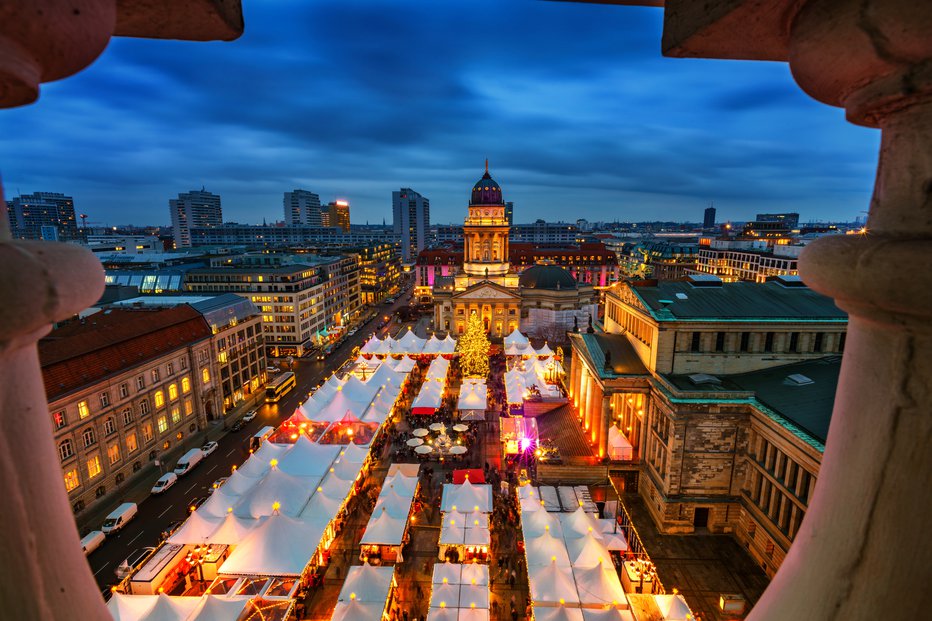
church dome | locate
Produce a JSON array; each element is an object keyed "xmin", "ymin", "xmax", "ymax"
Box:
[
  {"xmin": 470, "ymin": 165, "xmax": 504, "ymax": 206},
  {"xmin": 519, "ymin": 264, "xmax": 578, "ymax": 290}
]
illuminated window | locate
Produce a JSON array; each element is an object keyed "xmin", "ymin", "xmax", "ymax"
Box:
[
  {"xmin": 78, "ymin": 401, "xmax": 89, "ymax": 419},
  {"xmin": 171, "ymin": 407, "xmax": 181, "ymax": 424},
  {"xmin": 157, "ymin": 416, "xmax": 168, "ymax": 434},
  {"xmin": 202, "ymin": 368, "xmax": 210, "ymax": 384},
  {"xmin": 53, "ymin": 411, "xmax": 67, "ymax": 429},
  {"xmin": 107, "ymin": 443, "xmax": 121, "ymax": 465},
  {"xmin": 64, "ymin": 469, "xmax": 80, "ymax": 492},
  {"xmin": 125, "ymin": 433, "xmax": 137, "ymax": 454},
  {"xmin": 154, "ymin": 391, "xmax": 165, "ymax": 408},
  {"xmin": 218, "ymin": 351, "xmax": 228, "ymax": 363},
  {"xmin": 182, "ymin": 377, "xmax": 191, "ymax": 393},
  {"xmin": 59, "ymin": 439, "xmax": 74, "ymax": 461},
  {"xmin": 184, "ymin": 399, "xmax": 193, "ymax": 416},
  {"xmin": 87, "ymin": 455, "xmax": 102, "ymax": 480},
  {"xmin": 142, "ymin": 423, "xmax": 153, "ymax": 443},
  {"xmin": 168, "ymin": 383, "xmax": 178, "ymax": 400}
]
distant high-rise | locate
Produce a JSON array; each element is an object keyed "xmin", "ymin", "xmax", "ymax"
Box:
[
  {"xmin": 324, "ymin": 200, "xmax": 351, "ymax": 233},
  {"xmin": 392, "ymin": 188, "xmax": 430, "ymax": 262},
  {"xmin": 283, "ymin": 189, "xmax": 321, "ymax": 226},
  {"xmin": 505, "ymin": 201, "xmax": 514, "ymax": 226},
  {"xmin": 6, "ymin": 192, "xmax": 80, "ymax": 242},
  {"xmin": 169, "ymin": 189, "xmax": 222, "ymax": 248},
  {"xmin": 703, "ymin": 205, "xmax": 716, "ymax": 229}
]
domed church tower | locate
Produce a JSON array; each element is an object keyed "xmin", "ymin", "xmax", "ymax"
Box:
[{"xmin": 463, "ymin": 160, "xmax": 511, "ymax": 278}]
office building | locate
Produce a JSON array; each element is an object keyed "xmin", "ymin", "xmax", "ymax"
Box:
[
  {"xmin": 615, "ymin": 240, "xmax": 699, "ymax": 280},
  {"xmin": 692, "ymin": 238, "xmax": 801, "ymax": 282},
  {"xmin": 703, "ymin": 205, "xmax": 716, "ymax": 229},
  {"xmin": 354, "ymin": 243, "xmax": 402, "ymax": 305},
  {"xmin": 392, "ymin": 188, "xmax": 430, "ymax": 263},
  {"xmin": 505, "ymin": 201, "xmax": 514, "ymax": 226},
  {"xmin": 510, "ymin": 220, "xmax": 579, "ymax": 244},
  {"xmin": 169, "ymin": 189, "xmax": 222, "ymax": 248},
  {"xmin": 323, "ymin": 200, "xmax": 351, "ymax": 233},
  {"xmin": 41, "ymin": 306, "xmax": 221, "ymax": 517},
  {"xmin": 6, "ymin": 191, "xmax": 80, "ymax": 242},
  {"xmin": 743, "ymin": 212, "xmax": 800, "ymax": 238},
  {"xmin": 187, "ymin": 223, "xmax": 394, "ymax": 246},
  {"xmin": 283, "ymin": 189, "xmax": 322, "ymax": 226}
]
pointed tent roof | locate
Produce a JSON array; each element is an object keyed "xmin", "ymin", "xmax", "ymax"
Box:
[
  {"xmin": 374, "ymin": 488, "xmax": 413, "ymax": 520},
  {"xmin": 567, "ymin": 532, "xmax": 612, "ymax": 567},
  {"xmin": 458, "ymin": 584, "xmax": 490, "ymax": 609},
  {"xmin": 204, "ymin": 511, "xmax": 256, "ymax": 546},
  {"xmin": 439, "ymin": 521, "xmax": 466, "ymax": 546},
  {"xmin": 395, "ymin": 328, "xmax": 426, "ymax": 353},
  {"xmin": 107, "ymin": 593, "xmax": 158, "ymax": 621},
  {"xmin": 654, "ymin": 594, "xmax": 693, "ymax": 620},
  {"xmin": 284, "ymin": 408, "xmax": 312, "ymax": 426},
  {"xmin": 427, "ymin": 609, "xmax": 459, "ymax": 621},
  {"xmin": 360, "ymin": 335, "xmax": 382, "ymax": 355},
  {"xmin": 166, "ymin": 511, "xmax": 222, "ymax": 545},
  {"xmin": 221, "ymin": 469, "xmax": 263, "ymax": 496},
  {"xmin": 528, "ymin": 561, "xmax": 580, "ymax": 605},
  {"xmin": 573, "ymin": 563, "xmax": 626, "ymax": 606},
  {"xmin": 460, "ymin": 563, "xmax": 490, "ymax": 586},
  {"xmin": 441, "ymin": 480, "xmax": 493, "ymax": 513},
  {"xmin": 440, "ymin": 334, "xmax": 457, "ymax": 354},
  {"xmin": 422, "ymin": 334, "xmax": 444, "ymax": 355},
  {"xmin": 581, "ymin": 610, "xmax": 636, "ymax": 621},
  {"xmin": 525, "ymin": 531, "xmax": 571, "ymax": 567},
  {"xmin": 139, "ymin": 594, "xmax": 201, "ymax": 621},
  {"xmin": 464, "ymin": 526, "xmax": 491, "ymax": 546},
  {"xmin": 522, "ymin": 509, "xmax": 562, "ymax": 539},
  {"xmin": 429, "ymin": 582, "xmax": 460, "ymax": 609},
  {"xmin": 457, "ymin": 610, "xmax": 490, "ymax": 621},
  {"xmin": 220, "ymin": 513, "xmax": 325, "ymax": 576},
  {"xmin": 360, "ymin": 507, "xmax": 407, "ymax": 546},
  {"xmin": 536, "ymin": 343, "xmax": 554, "ymax": 357},
  {"xmin": 277, "ymin": 436, "xmax": 341, "ymax": 478},
  {"xmin": 187, "ymin": 595, "xmax": 251, "ymax": 621},
  {"xmin": 534, "ymin": 608, "xmax": 585, "ymax": 621},
  {"xmin": 560, "ymin": 507, "xmax": 604, "ymax": 539},
  {"xmin": 339, "ymin": 563, "xmax": 395, "ymax": 603},
  {"xmin": 197, "ymin": 486, "xmax": 242, "ymax": 519},
  {"xmin": 504, "ymin": 328, "xmax": 529, "ymax": 347},
  {"xmin": 232, "ymin": 467, "xmax": 312, "ymax": 518},
  {"xmin": 339, "ymin": 442, "xmax": 370, "ymax": 464},
  {"xmin": 432, "ymin": 562, "xmax": 462, "ymax": 585},
  {"xmin": 300, "ymin": 484, "xmax": 345, "ymax": 523},
  {"xmin": 331, "ymin": 599, "xmax": 386, "ymax": 621}
]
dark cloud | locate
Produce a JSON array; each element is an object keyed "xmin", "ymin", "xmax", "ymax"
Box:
[{"xmin": 0, "ymin": 0, "xmax": 877, "ymax": 226}]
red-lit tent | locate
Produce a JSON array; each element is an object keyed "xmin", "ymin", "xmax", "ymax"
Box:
[{"xmin": 452, "ymin": 469, "xmax": 485, "ymax": 484}]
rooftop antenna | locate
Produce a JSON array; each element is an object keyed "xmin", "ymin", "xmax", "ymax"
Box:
[{"xmin": 485, "ymin": 158, "xmax": 489, "ymax": 173}]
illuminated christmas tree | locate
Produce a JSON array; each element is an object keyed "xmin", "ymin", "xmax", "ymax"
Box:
[{"xmin": 456, "ymin": 311, "xmax": 490, "ymax": 378}]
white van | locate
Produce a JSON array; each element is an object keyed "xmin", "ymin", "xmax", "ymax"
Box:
[
  {"xmin": 81, "ymin": 530, "xmax": 106, "ymax": 556},
  {"xmin": 173, "ymin": 448, "xmax": 205, "ymax": 476},
  {"xmin": 101, "ymin": 503, "xmax": 138, "ymax": 535},
  {"xmin": 249, "ymin": 425, "xmax": 275, "ymax": 451}
]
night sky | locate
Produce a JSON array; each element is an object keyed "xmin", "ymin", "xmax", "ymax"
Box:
[{"xmin": 0, "ymin": 0, "xmax": 879, "ymax": 227}]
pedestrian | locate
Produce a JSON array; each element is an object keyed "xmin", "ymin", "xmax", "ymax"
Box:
[{"xmin": 403, "ymin": 609, "xmax": 409, "ymax": 621}]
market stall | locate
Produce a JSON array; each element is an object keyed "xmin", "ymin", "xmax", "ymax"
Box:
[{"xmin": 456, "ymin": 379, "xmax": 487, "ymax": 421}]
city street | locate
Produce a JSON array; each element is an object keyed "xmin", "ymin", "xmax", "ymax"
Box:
[{"xmin": 85, "ymin": 291, "xmax": 415, "ymax": 590}]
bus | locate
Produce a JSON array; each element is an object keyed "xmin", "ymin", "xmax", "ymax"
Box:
[{"xmin": 265, "ymin": 371, "xmax": 296, "ymax": 403}]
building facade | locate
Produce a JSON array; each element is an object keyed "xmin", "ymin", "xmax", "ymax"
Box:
[
  {"xmin": 187, "ymin": 223, "xmax": 394, "ymax": 246},
  {"xmin": 323, "ymin": 200, "xmax": 351, "ymax": 232},
  {"xmin": 6, "ymin": 191, "xmax": 80, "ymax": 242},
  {"xmin": 283, "ymin": 189, "xmax": 322, "ymax": 226},
  {"xmin": 430, "ymin": 165, "xmax": 597, "ymax": 339},
  {"xmin": 393, "ymin": 188, "xmax": 430, "ymax": 263},
  {"xmin": 170, "ymin": 189, "xmax": 222, "ymax": 248},
  {"xmin": 567, "ymin": 275, "xmax": 847, "ymax": 577},
  {"xmin": 355, "ymin": 243, "xmax": 402, "ymax": 305},
  {"xmin": 692, "ymin": 238, "xmax": 802, "ymax": 283},
  {"xmin": 41, "ymin": 307, "xmax": 221, "ymax": 517},
  {"xmin": 703, "ymin": 206, "xmax": 716, "ymax": 229}
]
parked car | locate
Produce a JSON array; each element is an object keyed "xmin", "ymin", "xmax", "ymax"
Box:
[
  {"xmin": 188, "ymin": 496, "xmax": 209, "ymax": 514},
  {"xmin": 81, "ymin": 530, "xmax": 106, "ymax": 556},
  {"xmin": 348, "ymin": 328, "xmax": 358, "ymax": 336},
  {"xmin": 115, "ymin": 547, "xmax": 155, "ymax": 579},
  {"xmin": 151, "ymin": 472, "xmax": 178, "ymax": 495},
  {"xmin": 266, "ymin": 366, "xmax": 281, "ymax": 374},
  {"xmin": 173, "ymin": 448, "xmax": 205, "ymax": 476},
  {"xmin": 201, "ymin": 441, "xmax": 219, "ymax": 456},
  {"xmin": 209, "ymin": 477, "xmax": 229, "ymax": 494},
  {"xmin": 231, "ymin": 419, "xmax": 247, "ymax": 432},
  {"xmin": 160, "ymin": 520, "xmax": 184, "ymax": 542},
  {"xmin": 101, "ymin": 503, "xmax": 138, "ymax": 535},
  {"xmin": 242, "ymin": 410, "xmax": 257, "ymax": 422}
]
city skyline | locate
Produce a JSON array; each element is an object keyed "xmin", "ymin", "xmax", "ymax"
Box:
[{"xmin": 0, "ymin": 0, "xmax": 878, "ymax": 227}]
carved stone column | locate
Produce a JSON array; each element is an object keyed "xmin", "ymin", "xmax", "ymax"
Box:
[
  {"xmin": 599, "ymin": 395, "xmax": 612, "ymax": 458},
  {"xmin": 750, "ymin": 2, "xmax": 932, "ymax": 619}
]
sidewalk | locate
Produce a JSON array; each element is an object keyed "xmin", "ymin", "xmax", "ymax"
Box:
[{"xmin": 74, "ymin": 391, "xmax": 265, "ymax": 533}]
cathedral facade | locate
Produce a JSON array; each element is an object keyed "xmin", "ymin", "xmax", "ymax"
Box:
[{"xmin": 432, "ymin": 165, "xmax": 597, "ymax": 339}]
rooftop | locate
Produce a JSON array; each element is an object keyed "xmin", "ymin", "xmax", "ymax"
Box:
[
  {"xmin": 627, "ymin": 279, "xmax": 847, "ymax": 321},
  {"xmin": 568, "ymin": 332, "xmax": 650, "ymax": 379},
  {"xmin": 40, "ymin": 306, "xmax": 212, "ymax": 400}
]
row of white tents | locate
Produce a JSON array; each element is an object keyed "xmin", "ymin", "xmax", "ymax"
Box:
[
  {"xmin": 331, "ymin": 564, "xmax": 397, "ymax": 621},
  {"xmin": 361, "ymin": 330, "xmax": 457, "ymax": 356},
  {"xmin": 359, "ymin": 464, "xmax": 420, "ymax": 551},
  {"xmin": 457, "ymin": 379, "xmax": 488, "ymax": 420},
  {"xmin": 504, "ymin": 328, "xmax": 556, "ymax": 357},
  {"xmin": 428, "ymin": 563, "xmax": 491, "ymax": 618},
  {"xmin": 504, "ymin": 356, "xmax": 564, "ymax": 405},
  {"xmin": 108, "ymin": 594, "xmax": 253, "ymax": 621},
  {"xmin": 412, "ymin": 357, "xmax": 452, "ymax": 414},
  {"xmin": 295, "ymin": 362, "xmax": 407, "ymax": 425}
]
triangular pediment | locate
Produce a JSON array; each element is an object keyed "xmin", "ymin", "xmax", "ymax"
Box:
[{"xmin": 452, "ymin": 281, "xmax": 520, "ymax": 301}]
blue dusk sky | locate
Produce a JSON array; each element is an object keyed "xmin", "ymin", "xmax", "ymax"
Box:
[{"xmin": 0, "ymin": 0, "xmax": 878, "ymax": 227}]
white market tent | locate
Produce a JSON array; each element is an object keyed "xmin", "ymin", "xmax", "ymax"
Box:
[
  {"xmin": 432, "ymin": 562, "xmax": 462, "ymax": 585},
  {"xmin": 427, "ymin": 609, "xmax": 459, "ymax": 621},
  {"xmin": 533, "ymin": 607, "xmax": 585, "ymax": 621},
  {"xmin": 441, "ymin": 334, "xmax": 457, "ymax": 354},
  {"xmin": 458, "ymin": 584, "xmax": 489, "ymax": 609},
  {"xmin": 422, "ymin": 335, "xmax": 445, "ymax": 355},
  {"xmin": 166, "ymin": 511, "xmax": 221, "ymax": 545},
  {"xmin": 528, "ymin": 561, "xmax": 581, "ymax": 605},
  {"xmin": 654, "ymin": 594, "xmax": 694, "ymax": 620},
  {"xmin": 187, "ymin": 595, "xmax": 252, "ymax": 621},
  {"xmin": 504, "ymin": 328, "xmax": 529, "ymax": 348},
  {"xmin": 573, "ymin": 563, "xmax": 626, "ymax": 607},
  {"xmin": 430, "ymin": 583, "xmax": 461, "ymax": 609},
  {"xmin": 338, "ymin": 564, "xmax": 395, "ymax": 603},
  {"xmin": 457, "ymin": 379, "xmax": 487, "ymax": 421},
  {"xmin": 394, "ymin": 328, "xmax": 426, "ymax": 354},
  {"xmin": 387, "ymin": 355, "xmax": 417, "ymax": 374},
  {"xmin": 107, "ymin": 593, "xmax": 159, "ymax": 621},
  {"xmin": 457, "ymin": 610, "xmax": 490, "ymax": 621},
  {"xmin": 413, "ymin": 379, "xmax": 445, "ymax": 413},
  {"xmin": 460, "ymin": 563, "xmax": 490, "ymax": 586},
  {"xmin": 580, "ymin": 610, "xmax": 636, "ymax": 621},
  {"xmin": 360, "ymin": 335, "xmax": 382, "ymax": 355},
  {"xmin": 360, "ymin": 507, "xmax": 408, "ymax": 547},
  {"xmin": 607, "ymin": 426, "xmax": 634, "ymax": 461},
  {"xmin": 536, "ymin": 342, "xmax": 554, "ymax": 357},
  {"xmin": 440, "ymin": 480, "xmax": 493, "ymax": 513},
  {"xmin": 204, "ymin": 512, "xmax": 256, "ymax": 546},
  {"xmin": 525, "ymin": 531, "xmax": 571, "ymax": 567},
  {"xmin": 232, "ymin": 467, "xmax": 314, "ymax": 518},
  {"xmin": 331, "ymin": 600, "xmax": 387, "ymax": 621},
  {"xmin": 220, "ymin": 512, "xmax": 325, "ymax": 577},
  {"xmin": 559, "ymin": 507, "xmax": 603, "ymax": 540}
]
